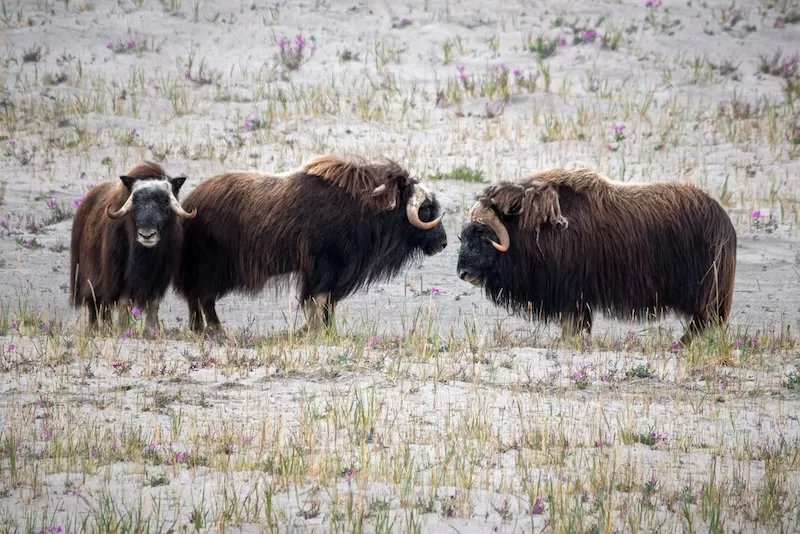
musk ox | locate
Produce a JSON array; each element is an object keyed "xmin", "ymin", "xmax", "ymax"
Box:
[
  {"xmin": 456, "ymin": 167, "xmax": 737, "ymax": 345},
  {"xmin": 173, "ymin": 154, "xmax": 448, "ymax": 333},
  {"xmin": 70, "ymin": 161, "xmax": 197, "ymax": 330}
]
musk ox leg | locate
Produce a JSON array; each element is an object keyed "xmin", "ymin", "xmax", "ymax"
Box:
[
  {"xmin": 680, "ymin": 315, "xmax": 709, "ymax": 347},
  {"xmin": 144, "ymin": 300, "xmax": 160, "ymax": 330},
  {"xmin": 188, "ymin": 300, "xmax": 204, "ymax": 333},
  {"xmin": 200, "ymin": 299, "xmax": 222, "ymax": 333},
  {"xmin": 561, "ymin": 305, "xmax": 593, "ymax": 339},
  {"xmin": 302, "ymin": 293, "xmax": 333, "ymax": 334},
  {"xmin": 117, "ymin": 297, "xmax": 131, "ymax": 330}
]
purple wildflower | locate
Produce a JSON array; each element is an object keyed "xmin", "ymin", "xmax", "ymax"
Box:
[
  {"xmin": 775, "ymin": 18, "xmax": 784, "ymax": 28},
  {"xmin": 278, "ymin": 38, "xmax": 288, "ymax": 52},
  {"xmin": 176, "ymin": 452, "xmax": 185, "ymax": 463},
  {"xmin": 10, "ymin": 320, "xmax": 18, "ymax": 330},
  {"xmin": 513, "ymin": 69, "xmax": 521, "ymax": 77},
  {"xmin": 113, "ymin": 442, "xmax": 119, "ymax": 451},
  {"xmin": 48, "ymin": 198, "xmax": 57, "ymax": 209},
  {"xmin": 671, "ymin": 341, "xmax": 680, "ymax": 352},
  {"xmin": 151, "ymin": 327, "xmax": 157, "ymax": 336},
  {"xmin": 7, "ymin": 343, "xmax": 15, "ymax": 352},
  {"xmin": 558, "ymin": 36, "xmax": 567, "ymax": 47},
  {"xmin": 294, "ymin": 34, "xmax": 305, "ymax": 49},
  {"xmin": 122, "ymin": 329, "xmax": 132, "ymax": 340},
  {"xmin": 613, "ymin": 123, "xmax": 626, "ymax": 134},
  {"xmin": 430, "ymin": 287, "xmax": 440, "ymax": 295},
  {"xmin": 734, "ymin": 338, "xmax": 742, "ymax": 348},
  {"xmin": 368, "ymin": 336, "xmax": 377, "ymax": 347},
  {"xmin": 752, "ymin": 337, "xmax": 759, "ymax": 345},
  {"xmin": 752, "ymin": 210, "xmax": 761, "ymax": 218},
  {"xmin": 531, "ymin": 497, "xmax": 544, "ymax": 515},
  {"xmin": 8, "ymin": 139, "xmax": 15, "ymax": 148},
  {"xmin": 456, "ymin": 64, "xmax": 466, "ymax": 81},
  {"xmin": 131, "ymin": 307, "xmax": 142, "ymax": 319},
  {"xmin": 150, "ymin": 441, "xmax": 158, "ymax": 451},
  {"xmin": 73, "ymin": 197, "xmax": 82, "ymax": 209},
  {"xmin": 127, "ymin": 40, "xmax": 136, "ymax": 48},
  {"xmin": 106, "ymin": 43, "xmax": 113, "ymax": 50},
  {"xmin": 225, "ymin": 443, "xmax": 236, "ymax": 455},
  {"xmin": 581, "ymin": 29, "xmax": 598, "ymax": 41},
  {"xmin": 0, "ymin": 219, "xmax": 7, "ymax": 229}
]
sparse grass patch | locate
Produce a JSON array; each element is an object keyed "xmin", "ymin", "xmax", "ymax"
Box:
[{"xmin": 429, "ymin": 165, "xmax": 485, "ymax": 183}]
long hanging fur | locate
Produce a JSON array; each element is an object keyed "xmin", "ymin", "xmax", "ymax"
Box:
[
  {"xmin": 173, "ymin": 154, "xmax": 447, "ymax": 332},
  {"xmin": 69, "ymin": 162, "xmax": 185, "ymax": 324},
  {"xmin": 461, "ymin": 166, "xmax": 737, "ymax": 340}
]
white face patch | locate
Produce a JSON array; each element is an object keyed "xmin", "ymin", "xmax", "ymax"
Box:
[{"xmin": 131, "ymin": 179, "xmax": 171, "ymax": 195}]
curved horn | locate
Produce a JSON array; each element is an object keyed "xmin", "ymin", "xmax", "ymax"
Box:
[
  {"xmin": 106, "ymin": 194, "xmax": 134, "ymax": 219},
  {"xmin": 468, "ymin": 203, "xmax": 510, "ymax": 252},
  {"xmin": 168, "ymin": 190, "xmax": 197, "ymax": 220},
  {"xmin": 406, "ymin": 184, "xmax": 443, "ymax": 230}
]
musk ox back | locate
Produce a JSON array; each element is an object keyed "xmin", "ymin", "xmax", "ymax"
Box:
[
  {"xmin": 173, "ymin": 154, "xmax": 448, "ymax": 334},
  {"xmin": 456, "ymin": 167, "xmax": 737, "ymax": 345},
  {"xmin": 70, "ymin": 161, "xmax": 197, "ymax": 330}
]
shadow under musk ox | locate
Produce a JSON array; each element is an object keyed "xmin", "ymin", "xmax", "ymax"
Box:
[
  {"xmin": 456, "ymin": 167, "xmax": 737, "ymax": 345},
  {"xmin": 173, "ymin": 154, "xmax": 448, "ymax": 333},
  {"xmin": 69, "ymin": 161, "xmax": 197, "ymax": 330}
]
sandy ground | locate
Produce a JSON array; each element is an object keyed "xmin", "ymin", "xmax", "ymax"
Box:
[{"xmin": 1, "ymin": 0, "xmax": 800, "ymax": 532}]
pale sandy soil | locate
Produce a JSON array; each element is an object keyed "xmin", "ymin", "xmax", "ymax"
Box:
[{"xmin": 1, "ymin": 0, "xmax": 800, "ymax": 532}]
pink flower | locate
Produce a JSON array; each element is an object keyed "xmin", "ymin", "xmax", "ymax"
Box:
[
  {"xmin": 131, "ymin": 307, "xmax": 141, "ymax": 319},
  {"xmin": 558, "ymin": 36, "xmax": 567, "ymax": 47},
  {"xmin": 430, "ymin": 287, "xmax": 440, "ymax": 295},
  {"xmin": 368, "ymin": 336, "xmax": 377, "ymax": 347},
  {"xmin": 122, "ymin": 329, "xmax": 132, "ymax": 340},
  {"xmin": 10, "ymin": 321, "xmax": 18, "ymax": 330},
  {"xmin": 150, "ymin": 328, "xmax": 157, "ymax": 336},
  {"xmin": 513, "ymin": 69, "xmax": 521, "ymax": 77},
  {"xmin": 671, "ymin": 341, "xmax": 680, "ymax": 352},
  {"xmin": 7, "ymin": 343, "xmax": 15, "ymax": 352},
  {"xmin": 775, "ymin": 19, "xmax": 784, "ymax": 28},
  {"xmin": 752, "ymin": 210, "xmax": 761, "ymax": 218},
  {"xmin": 106, "ymin": 43, "xmax": 113, "ymax": 50},
  {"xmin": 73, "ymin": 197, "xmax": 82, "ymax": 209}
]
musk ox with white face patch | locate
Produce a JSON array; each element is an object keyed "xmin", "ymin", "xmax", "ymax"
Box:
[
  {"xmin": 69, "ymin": 162, "xmax": 197, "ymax": 329},
  {"xmin": 173, "ymin": 154, "xmax": 448, "ymax": 334},
  {"xmin": 456, "ymin": 167, "xmax": 737, "ymax": 345}
]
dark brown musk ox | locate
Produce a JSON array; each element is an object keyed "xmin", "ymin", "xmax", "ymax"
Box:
[
  {"xmin": 173, "ymin": 153, "xmax": 448, "ymax": 334},
  {"xmin": 456, "ymin": 166, "xmax": 737, "ymax": 345},
  {"xmin": 69, "ymin": 162, "xmax": 197, "ymax": 330}
]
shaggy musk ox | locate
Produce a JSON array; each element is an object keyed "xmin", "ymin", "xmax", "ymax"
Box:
[
  {"xmin": 456, "ymin": 167, "xmax": 737, "ymax": 344},
  {"xmin": 70, "ymin": 162, "xmax": 197, "ymax": 329},
  {"xmin": 173, "ymin": 154, "xmax": 448, "ymax": 333}
]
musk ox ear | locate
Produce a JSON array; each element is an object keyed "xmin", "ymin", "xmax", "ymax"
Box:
[
  {"xmin": 170, "ymin": 176, "xmax": 188, "ymax": 196},
  {"xmin": 119, "ymin": 175, "xmax": 135, "ymax": 191},
  {"xmin": 519, "ymin": 182, "xmax": 569, "ymax": 231}
]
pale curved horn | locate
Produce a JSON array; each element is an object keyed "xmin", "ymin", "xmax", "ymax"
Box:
[
  {"xmin": 406, "ymin": 184, "xmax": 442, "ymax": 230},
  {"xmin": 168, "ymin": 190, "xmax": 197, "ymax": 220},
  {"xmin": 106, "ymin": 194, "xmax": 134, "ymax": 219},
  {"xmin": 468, "ymin": 203, "xmax": 510, "ymax": 252}
]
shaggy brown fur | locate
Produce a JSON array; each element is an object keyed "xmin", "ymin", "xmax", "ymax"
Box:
[
  {"xmin": 174, "ymin": 154, "xmax": 447, "ymax": 333},
  {"xmin": 456, "ymin": 167, "xmax": 737, "ymax": 344},
  {"xmin": 70, "ymin": 161, "xmax": 191, "ymax": 329}
]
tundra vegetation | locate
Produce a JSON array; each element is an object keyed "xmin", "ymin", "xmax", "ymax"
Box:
[{"xmin": 1, "ymin": 0, "xmax": 799, "ymax": 532}]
